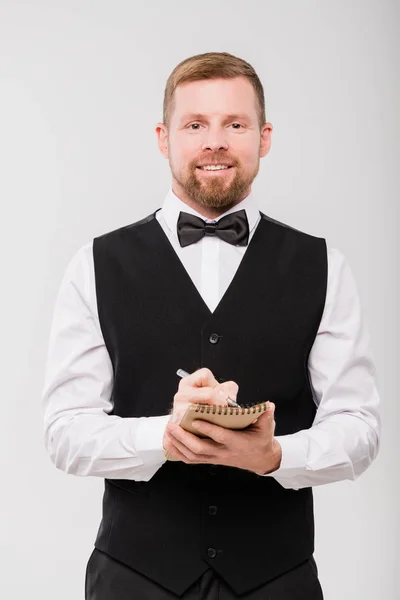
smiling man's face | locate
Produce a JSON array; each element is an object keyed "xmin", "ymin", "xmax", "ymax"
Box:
[{"xmin": 156, "ymin": 76, "xmax": 272, "ymax": 217}]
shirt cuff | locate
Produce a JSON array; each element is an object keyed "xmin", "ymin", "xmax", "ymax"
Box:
[
  {"xmin": 134, "ymin": 415, "xmax": 170, "ymax": 467},
  {"xmin": 261, "ymin": 434, "xmax": 309, "ymax": 486}
]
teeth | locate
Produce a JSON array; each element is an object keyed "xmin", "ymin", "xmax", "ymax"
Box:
[{"xmin": 200, "ymin": 165, "xmax": 229, "ymax": 171}]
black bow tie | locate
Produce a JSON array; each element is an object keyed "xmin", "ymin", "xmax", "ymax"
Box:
[{"xmin": 177, "ymin": 209, "xmax": 250, "ymax": 248}]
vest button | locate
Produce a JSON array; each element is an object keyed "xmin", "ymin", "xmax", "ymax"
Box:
[
  {"xmin": 208, "ymin": 505, "xmax": 218, "ymax": 515},
  {"xmin": 207, "ymin": 547, "xmax": 217, "ymax": 558},
  {"xmin": 209, "ymin": 333, "xmax": 219, "ymax": 344}
]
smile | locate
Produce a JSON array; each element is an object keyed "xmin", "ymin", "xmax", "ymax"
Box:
[{"xmin": 196, "ymin": 165, "xmax": 234, "ymax": 173}]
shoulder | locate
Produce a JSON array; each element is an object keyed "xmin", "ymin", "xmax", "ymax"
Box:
[
  {"xmin": 259, "ymin": 215, "xmax": 348, "ymax": 269},
  {"xmin": 326, "ymin": 247, "xmax": 356, "ymax": 284},
  {"xmin": 259, "ymin": 213, "xmax": 327, "ymax": 267},
  {"xmin": 94, "ymin": 211, "xmax": 158, "ymax": 245},
  {"xmin": 62, "ymin": 241, "xmax": 93, "ymax": 284},
  {"xmin": 260, "ymin": 212, "xmax": 325, "ymax": 244}
]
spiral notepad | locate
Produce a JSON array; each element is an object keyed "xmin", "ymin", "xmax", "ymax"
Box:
[{"xmin": 165, "ymin": 401, "xmax": 270, "ymax": 461}]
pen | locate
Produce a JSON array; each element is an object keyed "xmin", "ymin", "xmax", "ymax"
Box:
[{"xmin": 176, "ymin": 369, "xmax": 241, "ymax": 408}]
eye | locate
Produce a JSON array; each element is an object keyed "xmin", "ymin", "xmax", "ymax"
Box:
[
  {"xmin": 188, "ymin": 123, "xmax": 202, "ymax": 130},
  {"xmin": 231, "ymin": 123, "xmax": 243, "ymax": 129}
]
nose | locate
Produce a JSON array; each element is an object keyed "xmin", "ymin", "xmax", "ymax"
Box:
[{"xmin": 201, "ymin": 127, "xmax": 229, "ymax": 152}]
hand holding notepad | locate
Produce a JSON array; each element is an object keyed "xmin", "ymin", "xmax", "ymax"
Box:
[
  {"xmin": 165, "ymin": 401, "xmax": 270, "ymax": 461},
  {"xmin": 163, "ymin": 368, "xmax": 270, "ymax": 462}
]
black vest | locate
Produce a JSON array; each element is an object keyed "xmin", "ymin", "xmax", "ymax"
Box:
[{"xmin": 92, "ymin": 210, "xmax": 327, "ymax": 596}]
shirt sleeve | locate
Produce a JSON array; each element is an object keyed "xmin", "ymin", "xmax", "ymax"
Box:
[
  {"xmin": 41, "ymin": 242, "xmax": 169, "ymax": 481},
  {"xmin": 263, "ymin": 247, "xmax": 381, "ymax": 490}
]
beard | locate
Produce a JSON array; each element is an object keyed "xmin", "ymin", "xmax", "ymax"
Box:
[{"xmin": 171, "ymin": 156, "xmax": 260, "ymax": 211}]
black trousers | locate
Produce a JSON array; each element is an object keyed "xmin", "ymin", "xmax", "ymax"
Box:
[{"xmin": 85, "ymin": 548, "xmax": 324, "ymax": 600}]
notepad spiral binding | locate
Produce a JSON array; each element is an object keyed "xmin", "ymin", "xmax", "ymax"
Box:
[{"xmin": 194, "ymin": 401, "xmax": 268, "ymax": 416}]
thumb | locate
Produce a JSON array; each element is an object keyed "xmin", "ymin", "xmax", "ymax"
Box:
[{"xmin": 252, "ymin": 402, "xmax": 275, "ymax": 427}]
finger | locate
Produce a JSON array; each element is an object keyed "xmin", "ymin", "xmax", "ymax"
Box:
[
  {"xmin": 164, "ymin": 439, "xmax": 194, "ymax": 463},
  {"xmin": 177, "ymin": 369, "xmax": 239, "ymax": 405},
  {"xmin": 191, "ymin": 419, "xmax": 230, "ymax": 445},
  {"xmin": 219, "ymin": 380, "xmax": 239, "ymax": 400},
  {"xmin": 169, "ymin": 422, "xmax": 217, "ymax": 457},
  {"xmin": 163, "ymin": 431, "xmax": 182, "ymax": 461},
  {"xmin": 168, "ymin": 435, "xmax": 211, "ymax": 463},
  {"xmin": 178, "ymin": 367, "xmax": 218, "ymax": 390},
  {"xmin": 175, "ymin": 386, "xmax": 230, "ymax": 406},
  {"xmin": 164, "ymin": 430, "xmax": 197, "ymax": 462},
  {"xmin": 186, "ymin": 384, "xmax": 235, "ymax": 406},
  {"xmin": 212, "ymin": 380, "xmax": 239, "ymax": 404},
  {"xmin": 253, "ymin": 403, "xmax": 275, "ymax": 429},
  {"xmin": 259, "ymin": 401, "xmax": 275, "ymax": 416}
]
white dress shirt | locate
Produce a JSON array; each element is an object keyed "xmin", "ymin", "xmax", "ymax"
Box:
[{"xmin": 42, "ymin": 188, "xmax": 381, "ymax": 490}]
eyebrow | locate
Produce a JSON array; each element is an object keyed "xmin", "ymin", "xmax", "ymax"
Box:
[{"xmin": 179, "ymin": 113, "xmax": 251, "ymax": 125}]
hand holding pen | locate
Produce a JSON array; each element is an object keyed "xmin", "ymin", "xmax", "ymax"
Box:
[
  {"xmin": 165, "ymin": 367, "xmax": 240, "ymax": 432},
  {"xmin": 176, "ymin": 369, "xmax": 241, "ymax": 407}
]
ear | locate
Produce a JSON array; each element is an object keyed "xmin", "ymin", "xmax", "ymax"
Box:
[
  {"xmin": 259, "ymin": 122, "xmax": 273, "ymax": 158},
  {"xmin": 155, "ymin": 122, "xmax": 169, "ymax": 159}
]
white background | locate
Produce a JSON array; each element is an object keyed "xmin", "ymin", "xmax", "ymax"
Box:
[{"xmin": 0, "ymin": 1, "xmax": 398, "ymax": 598}]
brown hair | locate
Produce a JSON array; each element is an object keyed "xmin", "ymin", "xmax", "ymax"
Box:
[{"xmin": 163, "ymin": 52, "xmax": 266, "ymax": 130}]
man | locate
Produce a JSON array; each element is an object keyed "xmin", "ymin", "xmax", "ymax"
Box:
[{"xmin": 42, "ymin": 52, "xmax": 381, "ymax": 599}]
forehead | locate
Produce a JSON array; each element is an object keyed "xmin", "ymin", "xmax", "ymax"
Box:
[{"xmin": 172, "ymin": 77, "xmax": 258, "ymax": 122}]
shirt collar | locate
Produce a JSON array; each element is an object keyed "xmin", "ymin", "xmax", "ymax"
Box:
[{"xmin": 160, "ymin": 186, "xmax": 260, "ymax": 242}]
